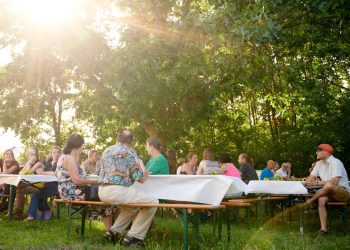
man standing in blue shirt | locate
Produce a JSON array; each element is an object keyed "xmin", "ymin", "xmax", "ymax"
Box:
[{"xmin": 260, "ymin": 160, "xmax": 275, "ymax": 180}]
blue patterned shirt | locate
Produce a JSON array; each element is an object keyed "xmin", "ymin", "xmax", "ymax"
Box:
[{"xmin": 97, "ymin": 143, "xmax": 143, "ymax": 186}]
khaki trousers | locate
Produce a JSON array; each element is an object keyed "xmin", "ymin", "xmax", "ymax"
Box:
[{"xmin": 99, "ymin": 185, "xmax": 158, "ymax": 240}]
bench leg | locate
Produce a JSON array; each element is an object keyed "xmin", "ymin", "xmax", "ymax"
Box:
[
  {"xmin": 343, "ymin": 208, "xmax": 348, "ymax": 234},
  {"xmin": 67, "ymin": 204, "xmax": 72, "ymax": 239},
  {"xmin": 218, "ymin": 209, "xmax": 222, "ymax": 239},
  {"xmin": 81, "ymin": 206, "xmax": 87, "ymax": 238},
  {"xmin": 56, "ymin": 202, "xmax": 61, "ymax": 219},
  {"xmin": 281, "ymin": 201, "xmax": 284, "ymax": 222},
  {"xmin": 226, "ymin": 208, "xmax": 231, "ymax": 242},
  {"xmin": 328, "ymin": 206, "xmax": 332, "ymax": 233},
  {"xmin": 183, "ymin": 209, "xmax": 189, "ymax": 250}
]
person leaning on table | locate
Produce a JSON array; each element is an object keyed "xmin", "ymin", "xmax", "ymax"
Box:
[
  {"xmin": 0, "ymin": 149, "xmax": 20, "ymax": 212},
  {"xmin": 12, "ymin": 147, "xmax": 44, "ymax": 219},
  {"xmin": 276, "ymin": 162, "xmax": 294, "ymax": 181},
  {"xmin": 305, "ymin": 144, "xmax": 350, "ymax": 235},
  {"xmin": 98, "ymin": 128, "xmax": 158, "ymax": 248},
  {"xmin": 24, "ymin": 146, "xmax": 61, "ymax": 221}
]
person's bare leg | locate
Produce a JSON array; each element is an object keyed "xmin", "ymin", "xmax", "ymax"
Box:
[
  {"xmin": 306, "ymin": 184, "xmax": 332, "ymax": 204},
  {"xmin": 318, "ymin": 196, "xmax": 328, "ymax": 231},
  {"xmin": 102, "ymin": 215, "xmax": 113, "ymax": 231}
]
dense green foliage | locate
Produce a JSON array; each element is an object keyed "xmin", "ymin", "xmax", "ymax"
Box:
[{"xmin": 0, "ymin": 0, "xmax": 350, "ymax": 175}]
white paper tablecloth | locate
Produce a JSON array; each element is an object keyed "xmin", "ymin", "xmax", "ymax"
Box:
[
  {"xmin": 0, "ymin": 174, "xmax": 57, "ymax": 186},
  {"xmin": 245, "ymin": 180, "xmax": 308, "ymax": 195},
  {"xmin": 132, "ymin": 175, "xmax": 247, "ymax": 205}
]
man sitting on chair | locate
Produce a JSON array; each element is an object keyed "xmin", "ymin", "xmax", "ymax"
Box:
[{"xmin": 306, "ymin": 144, "xmax": 350, "ymax": 235}]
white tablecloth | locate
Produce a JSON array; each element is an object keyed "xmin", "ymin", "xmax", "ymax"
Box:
[
  {"xmin": 132, "ymin": 175, "xmax": 247, "ymax": 205},
  {"xmin": 0, "ymin": 174, "xmax": 57, "ymax": 186},
  {"xmin": 245, "ymin": 180, "xmax": 308, "ymax": 195}
]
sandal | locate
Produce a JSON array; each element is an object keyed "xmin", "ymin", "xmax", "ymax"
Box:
[
  {"xmin": 121, "ymin": 235, "xmax": 145, "ymax": 248},
  {"xmin": 104, "ymin": 229, "xmax": 121, "ymax": 244},
  {"xmin": 23, "ymin": 217, "xmax": 35, "ymax": 222}
]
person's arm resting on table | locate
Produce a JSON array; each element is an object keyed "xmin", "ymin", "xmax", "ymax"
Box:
[
  {"xmin": 65, "ymin": 155, "xmax": 98, "ymax": 186},
  {"xmin": 306, "ymin": 162, "xmax": 341, "ymax": 186},
  {"xmin": 2, "ymin": 161, "xmax": 19, "ymax": 174}
]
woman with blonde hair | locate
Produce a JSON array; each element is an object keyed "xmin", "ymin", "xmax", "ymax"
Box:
[{"xmin": 276, "ymin": 162, "xmax": 293, "ymax": 181}]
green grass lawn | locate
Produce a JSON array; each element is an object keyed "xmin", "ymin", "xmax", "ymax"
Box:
[{"xmin": 0, "ymin": 205, "xmax": 349, "ymax": 250}]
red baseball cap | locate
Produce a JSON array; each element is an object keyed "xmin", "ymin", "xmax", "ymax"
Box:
[{"xmin": 317, "ymin": 144, "xmax": 333, "ymax": 154}]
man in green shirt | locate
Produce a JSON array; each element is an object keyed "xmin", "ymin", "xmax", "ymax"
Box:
[{"xmin": 145, "ymin": 137, "xmax": 170, "ymax": 175}]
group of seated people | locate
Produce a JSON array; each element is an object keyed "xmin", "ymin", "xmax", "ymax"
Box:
[
  {"xmin": 0, "ymin": 131, "xmax": 349, "ymax": 244},
  {"xmin": 260, "ymin": 160, "xmax": 294, "ymax": 180}
]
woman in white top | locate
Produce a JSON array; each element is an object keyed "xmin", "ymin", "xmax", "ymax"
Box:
[
  {"xmin": 276, "ymin": 162, "xmax": 293, "ymax": 180},
  {"xmin": 177, "ymin": 152, "xmax": 198, "ymax": 175},
  {"xmin": 196, "ymin": 148, "xmax": 221, "ymax": 175}
]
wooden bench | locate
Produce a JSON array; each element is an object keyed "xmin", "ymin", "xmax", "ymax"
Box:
[{"xmin": 53, "ymin": 199, "xmax": 224, "ymax": 250}]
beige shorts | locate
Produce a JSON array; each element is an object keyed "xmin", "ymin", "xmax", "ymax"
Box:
[{"xmin": 331, "ymin": 185, "xmax": 350, "ymax": 202}]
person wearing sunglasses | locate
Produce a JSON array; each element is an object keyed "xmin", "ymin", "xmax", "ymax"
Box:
[{"xmin": 305, "ymin": 144, "xmax": 350, "ymax": 235}]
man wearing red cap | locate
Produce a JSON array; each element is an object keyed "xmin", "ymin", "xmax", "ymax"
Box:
[{"xmin": 306, "ymin": 144, "xmax": 350, "ymax": 234}]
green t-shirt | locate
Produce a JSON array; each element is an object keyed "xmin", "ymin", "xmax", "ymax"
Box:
[{"xmin": 146, "ymin": 155, "xmax": 170, "ymax": 175}]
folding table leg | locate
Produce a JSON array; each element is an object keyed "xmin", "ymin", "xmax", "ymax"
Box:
[
  {"xmin": 192, "ymin": 213, "xmax": 200, "ymax": 250},
  {"xmin": 218, "ymin": 209, "xmax": 222, "ymax": 239},
  {"xmin": 246, "ymin": 206, "xmax": 251, "ymax": 229},
  {"xmin": 212, "ymin": 211, "xmax": 217, "ymax": 237},
  {"xmin": 56, "ymin": 202, "xmax": 61, "ymax": 219},
  {"xmin": 7, "ymin": 185, "xmax": 16, "ymax": 220},
  {"xmin": 259, "ymin": 199, "xmax": 264, "ymax": 226}
]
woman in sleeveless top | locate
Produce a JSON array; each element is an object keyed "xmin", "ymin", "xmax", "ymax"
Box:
[
  {"xmin": 196, "ymin": 148, "xmax": 221, "ymax": 175},
  {"xmin": 56, "ymin": 134, "xmax": 117, "ymax": 238}
]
